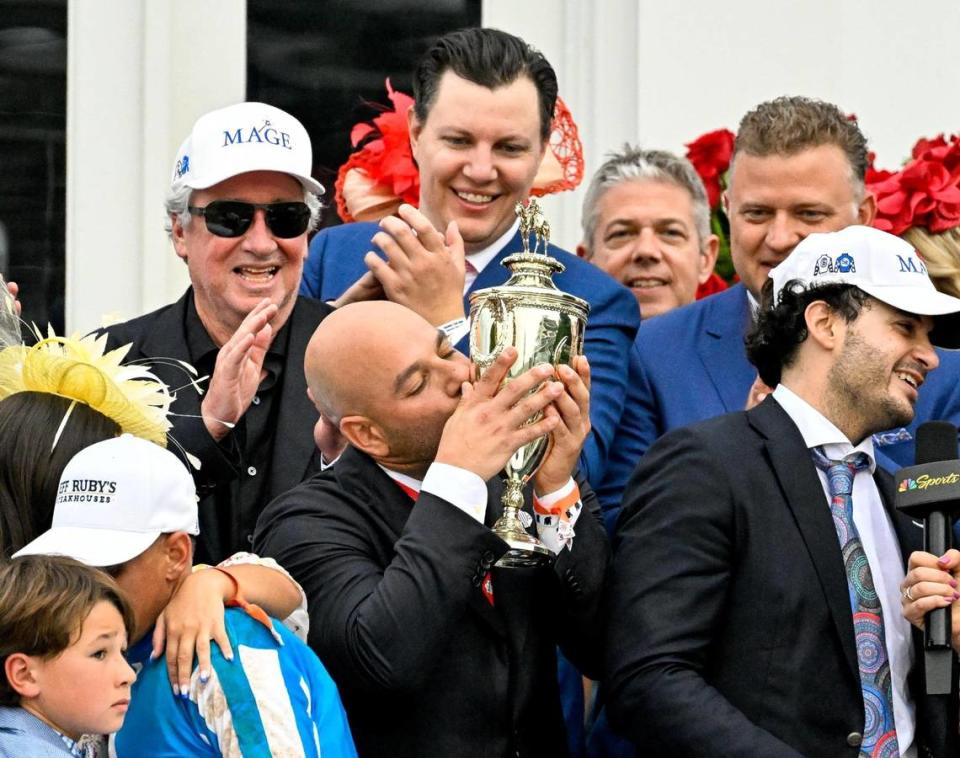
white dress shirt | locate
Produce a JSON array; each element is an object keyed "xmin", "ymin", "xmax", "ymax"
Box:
[
  {"xmin": 378, "ymin": 461, "xmax": 582, "ymax": 554},
  {"xmin": 773, "ymin": 384, "xmax": 916, "ymax": 756}
]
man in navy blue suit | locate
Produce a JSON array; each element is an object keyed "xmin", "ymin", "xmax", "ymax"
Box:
[
  {"xmin": 595, "ymin": 96, "xmax": 960, "ymax": 528},
  {"xmin": 299, "ymin": 28, "xmax": 639, "ymax": 487}
]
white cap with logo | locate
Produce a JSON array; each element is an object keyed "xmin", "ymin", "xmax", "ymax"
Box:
[
  {"xmin": 770, "ymin": 225, "xmax": 960, "ymax": 347},
  {"xmin": 170, "ymin": 101, "xmax": 324, "ymax": 196},
  {"xmin": 14, "ymin": 435, "xmax": 199, "ymax": 567}
]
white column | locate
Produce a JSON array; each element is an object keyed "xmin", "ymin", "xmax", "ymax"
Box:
[
  {"xmin": 483, "ymin": 0, "xmax": 640, "ymax": 253},
  {"xmin": 66, "ymin": 0, "xmax": 246, "ymax": 333}
]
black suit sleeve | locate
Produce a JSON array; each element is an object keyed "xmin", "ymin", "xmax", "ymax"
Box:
[
  {"xmin": 549, "ymin": 473, "xmax": 609, "ymax": 679},
  {"xmin": 604, "ymin": 427, "xmax": 803, "ymax": 757},
  {"xmin": 255, "ymin": 482, "xmax": 510, "ymax": 695}
]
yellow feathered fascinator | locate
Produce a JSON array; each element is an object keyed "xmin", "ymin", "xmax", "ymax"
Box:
[{"xmin": 0, "ymin": 330, "xmax": 175, "ymax": 447}]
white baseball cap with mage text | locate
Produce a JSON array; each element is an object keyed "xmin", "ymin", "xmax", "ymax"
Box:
[
  {"xmin": 769, "ymin": 225, "xmax": 960, "ymax": 348},
  {"xmin": 170, "ymin": 101, "xmax": 324, "ymax": 196},
  {"xmin": 15, "ymin": 435, "xmax": 199, "ymax": 567}
]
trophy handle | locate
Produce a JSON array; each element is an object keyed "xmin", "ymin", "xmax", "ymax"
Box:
[
  {"xmin": 552, "ymin": 336, "xmax": 569, "ymax": 372},
  {"xmin": 470, "ymin": 298, "xmax": 513, "ymax": 371}
]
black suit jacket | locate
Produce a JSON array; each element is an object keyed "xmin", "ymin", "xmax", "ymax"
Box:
[
  {"xmin": 605, "ymin": 397, "xmax": 958, "ymax": 757},
  {"xmin": 253, "ymin": 446, "xmax": 610, "ymax": 758},
  {"xmin": 101, "ymin": 290, "xmax": 331, "ymax": 561}
]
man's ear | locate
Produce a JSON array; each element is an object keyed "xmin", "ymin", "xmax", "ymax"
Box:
[
  {"xmin": 339, "ymin": 415, "xmax": 389, "ymax": 458},
  {"xmin": 408, "ymin": 108, "xmax": 424, "ymax": 160},
  {"xmin": 160, "ymin": 532, "xmax": 193, "ymax": 581},
  {"xmin": 171, "ymin": 215, "xmax": 189, "ymax": 263},
  {"xmin": 805, "ymin": 300, "xmax": 843, "ymax": 350},
  {"xmin": 575, "ymin": 242, "xmax": 590, "ymax": 260},
  {"xmin": 857, "ymin": 190, "xmax": 877, "ymax": 226},
  {"xmin": 5, "ymin": 653, "xmax": 40, "ymax": 699},
  {"xmin": 698, "ymin": 234, "xmax": 721, "ymax": 284}
]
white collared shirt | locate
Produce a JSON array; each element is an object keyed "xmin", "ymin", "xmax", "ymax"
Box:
[
  {"xmin": 773, "ymin": 384, "xmax": 916, "ymax": 756},
  {"xmin": 380, "ymin": 462, "xmax": 488, "ymax": 524},
  {"xmin": 463, "ymin": 219, "xmax": 521, "ymax": 292},
  {"xmin": 377, "ymin": 462, "xmax": 582, "ymax": 554}
]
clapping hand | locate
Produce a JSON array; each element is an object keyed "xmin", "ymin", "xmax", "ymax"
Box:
[
  {"xmin": 364, "ymin": 204, "xmax": 467, "ymax": 326},
  {"xmin": 201, "ymin": 298, "xmax": 277, "ymax": 441}
]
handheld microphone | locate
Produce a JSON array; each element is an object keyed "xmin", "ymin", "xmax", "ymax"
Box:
[{"xmin": 895, "ymin": 420, "xmax": 960, "ymax": 695}]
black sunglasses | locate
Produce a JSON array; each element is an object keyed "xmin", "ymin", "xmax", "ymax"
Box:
[{"xmin": 188, "ymin": 201, "xmax": 311, "ymax": 239}]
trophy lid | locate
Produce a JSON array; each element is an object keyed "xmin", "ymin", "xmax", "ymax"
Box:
[
  {"xmin": 468, "ymin": 198, "xmax": 589, "ymax": 315},
  {"xmin": 501, "ymin": 251, "xmax": 565, "ymax": 290}
]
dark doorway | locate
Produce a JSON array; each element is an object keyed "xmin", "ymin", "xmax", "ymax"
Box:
[
  {"xmin": 247, "ymin": 0, "xmax": 481, "ymax": 231},
  {"xmin": 0, "ymin": 0, "xmax": 67, "ymax": 334}
]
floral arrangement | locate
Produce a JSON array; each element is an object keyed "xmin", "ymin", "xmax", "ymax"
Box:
[
  {"xmin": 867, "ymin": 133, "xmax": 960, "ymax": 235},
  {"xmin": 684, "ymin": 128, "xmax": 737, "ymax": 291},
  {"xmin": 335, "ymin": 79, "xmax": 584, "ymax": 224}
]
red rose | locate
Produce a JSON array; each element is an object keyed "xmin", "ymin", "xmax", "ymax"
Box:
[
  {"xmin": 685, "ymin": 129, "xmax": 735, "ymax": 208},
  {"xmin": 865, "ymin": 151, "xmax": 894, "ymax": 184},
  {"xmin": 869, "ymin": 151, "xmax": 960, "ymax": 235},
  {"xmin": 912, "ymin": 134, "xmax": 949, "ymax": 160}
]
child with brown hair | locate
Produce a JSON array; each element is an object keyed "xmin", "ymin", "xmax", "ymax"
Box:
[{"xmin": 0, "ymin": 555, "xmax": 136, "ymax": 757}]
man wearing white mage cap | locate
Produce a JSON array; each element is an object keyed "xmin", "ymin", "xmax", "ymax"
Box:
[
  {"xmin": 605, "ymin": 226, "xmax": 960, "ymax": 756},
  {"xmin": 101, "ymin": 102, "xmax": 333, "ymax": 564}
]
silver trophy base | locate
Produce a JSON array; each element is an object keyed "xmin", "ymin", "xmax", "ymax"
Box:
[
  {"xmin": 493, "ymin": 478, "xmax": 554, "ymax": 568},
  {"xmin": 495, "ymin": 533, "xmax": 555, "ymax": 568}
]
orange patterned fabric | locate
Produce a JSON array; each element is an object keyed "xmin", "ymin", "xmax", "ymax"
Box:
[{"xmin": 531, "ymin": 95, "xmax": 584, "ymax": 197}]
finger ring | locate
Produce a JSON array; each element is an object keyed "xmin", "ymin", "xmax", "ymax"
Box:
[{"xmin": 902, "ymin": 586, "xmax": 915, "ymax": 602}]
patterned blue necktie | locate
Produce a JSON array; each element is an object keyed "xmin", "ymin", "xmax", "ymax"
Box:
[{"xmin": 811, "ymin": 446, "xmax": 900, "ymax": 758}]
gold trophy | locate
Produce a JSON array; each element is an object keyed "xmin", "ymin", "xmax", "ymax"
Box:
[{"xmin": 469, "ymin": 199, "xmax": 590, "ymax": 568}]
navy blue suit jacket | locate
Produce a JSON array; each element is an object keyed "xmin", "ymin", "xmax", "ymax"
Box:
[
  {"xmin": 301, "ymin": 222, "xmax": 641, "ymax": 485},
  {"xmin": 596, "ymin": 282, "xmax": 960, "ymax": 529}
]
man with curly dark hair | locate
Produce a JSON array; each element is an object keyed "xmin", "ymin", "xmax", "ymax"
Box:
[{"xmin": 606, "ymin": 225, "xmax": 960, "ymax": 756}]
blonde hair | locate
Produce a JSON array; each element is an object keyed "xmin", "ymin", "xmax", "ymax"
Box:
[{"xmin": 902, "ymin": 226, "xmax": 960, "ymax": 298}]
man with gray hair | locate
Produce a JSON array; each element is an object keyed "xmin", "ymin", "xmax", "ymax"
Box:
[
  {"xmin": 577, "ymin": 145, "xmax": 718, "ymax": 319},
  {"xmin": 101, "ymin": 101, "xmax": 333, "ymax": 563}
]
